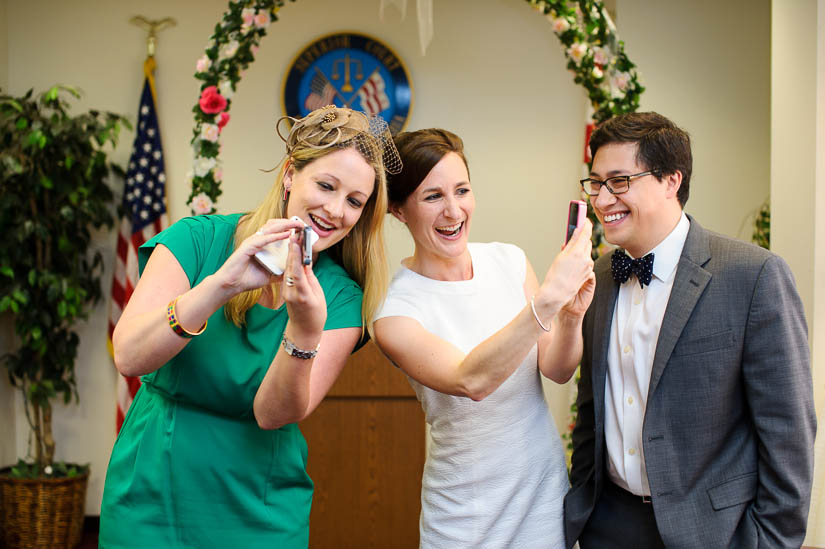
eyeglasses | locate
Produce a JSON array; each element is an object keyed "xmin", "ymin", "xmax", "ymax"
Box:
[{"xmin": 579, "ymin": 170, "xmax": 660, "ymax": 196}]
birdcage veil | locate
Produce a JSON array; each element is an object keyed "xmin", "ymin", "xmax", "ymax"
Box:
[{"xmin": 276, "ymin": 105, "xmax": 402, "ymax": 175}]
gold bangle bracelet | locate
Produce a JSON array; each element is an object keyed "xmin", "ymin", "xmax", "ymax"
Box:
[{"xmin": 167, "ymin": 297, "xmax": 207, "ymax": 338}]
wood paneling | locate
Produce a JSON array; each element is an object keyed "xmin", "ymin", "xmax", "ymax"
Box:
[
  {"xmin": 301, "ymin": 341, "xmax": 425, "ymax": 548},
  {"xmin": 326, "ymin": 339, "xmax": 416, "ymax": 397}
]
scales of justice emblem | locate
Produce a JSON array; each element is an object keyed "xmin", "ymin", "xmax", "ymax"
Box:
[{"xmin": 283, "ymin": 32, "xmax": 413, "ymax": 135}]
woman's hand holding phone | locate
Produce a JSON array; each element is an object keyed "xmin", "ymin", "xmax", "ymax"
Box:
[
  {"xmin": 533, "ymin": 213, "xmax": 595, "ymax": 323},
  {"xmin": 565, "ymin": 200, "xmax": 587, "ymax": 245},
  {"xmin": 558, "ymin": 200, "xmax": 596, "ymax": 316},
  {"xmin": 254, "ymin": 216, "xmax": 318, "ymax": 275},
  {"xmin": 282, "ymin": 230, "xmax": 326, "ymax": 339},
  {"xmin": 216, "ymin": 217, "xmax": 304, "ymax": 295}
]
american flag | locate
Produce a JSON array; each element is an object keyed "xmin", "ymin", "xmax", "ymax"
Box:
[
  {"xmin": 304, "ymin": 70, "xmax": 337, "ymax": 112},
  {"xmin": 108, "ymin": 58, "xmax": 169, "ymax": 432},
  {"xmin": 356, "ymin": 70, "xmax": 390, "ymax": 117}
]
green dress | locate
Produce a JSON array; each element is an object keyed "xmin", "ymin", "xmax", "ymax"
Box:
[{"xmin": 100, "ymin": 214, "xmax": 363, "ymax": 548}]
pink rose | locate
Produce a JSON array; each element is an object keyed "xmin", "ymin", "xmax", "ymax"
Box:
[
  {"xmin": 241, "ymin": 7, "xmax": 256, "ymax": 26},
  {"xmin": 196, "ymin": 55, "xmax": 211, "ymax": 73},
  {"xmin": 199, "ymin": 86, "xmax": 227, "ymax": 114},
  {"xmin": 612, "ymin": 72, "xmax": 631, "ymax": 91},
  {"xmin": 567, "ymin": 43, "xmax": 588, "ymax": 65},
  {"xmin": 254, "ymin": 11, "xmax": 270, "ymax": 28},
  {"xmin": 218, "ymin": 112, "xmax": 230, "ymax": 132},
  {"xmin": 190, "ymin": 192, "xmax": 214, "ymax": 215},
  {"xmin": 219, "ymin": 40, "xmax": 239, "ymax": 60},
  {"xmin": 200, "ymin": 123, "xmax": 219, "ymax": 143},
  {"xmin": 593, "ymin": 47, "xmax": 610, "ymax": 66},
  {"xmin": 552, "ymin": 17, "xmax": 570, "ymax": 34}
]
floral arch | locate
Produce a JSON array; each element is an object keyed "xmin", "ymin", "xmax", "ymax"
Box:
[{"xmin": 187, "ymin": 0, "xmax": 642, "ymax": 215}]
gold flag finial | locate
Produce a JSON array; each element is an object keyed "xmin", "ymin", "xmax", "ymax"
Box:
[{"xmin": 129, "ymin": 16, "xmax": 177, "ymax": 58}]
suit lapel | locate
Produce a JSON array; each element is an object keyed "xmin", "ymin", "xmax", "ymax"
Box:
[
  {"xmin": 647, "ymin": 217, "xmax": 712, "ymax": 397},
  {"xmin": 592, "ymin": 251, "xmax": 619, "ymax": 427}
]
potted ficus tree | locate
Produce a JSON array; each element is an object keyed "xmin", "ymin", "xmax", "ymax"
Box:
[{"xmin": 0, "ymin": 85, "xmax": 128, "ymax": 548}]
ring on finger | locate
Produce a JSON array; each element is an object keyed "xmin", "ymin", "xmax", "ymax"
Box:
[
  {"xmin": 285, "ymin": 275, "xmax": 295, "ymax": 287},
  {"xmin": 256, "ymin": 229, "xmax": 264, "ymax": 236}
]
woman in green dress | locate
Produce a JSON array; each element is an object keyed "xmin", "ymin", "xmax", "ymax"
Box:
[{"xmin": 99, "ymin": 107, "xmax": 400, "ymax": 548}]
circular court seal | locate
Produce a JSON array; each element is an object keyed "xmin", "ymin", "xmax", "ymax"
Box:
[{"xmin": 283, "ymin": 32, "xmax": 413, "ymax": 134}]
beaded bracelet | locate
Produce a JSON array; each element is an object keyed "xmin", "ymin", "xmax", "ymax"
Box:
[
  {"xmin": 167, "ymin": 297, "xmax": 207, "ymax": 338},
  {"xmin": 530, "ymin": 296, "xmax": 551, "ymax": 332}
]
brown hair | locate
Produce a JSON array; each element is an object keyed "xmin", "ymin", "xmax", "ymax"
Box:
[
  {"xmin": 589, "ymin": 112, "xmax": 692, "ymax": 206},
  {"xmin": 388, "ymin": 128, "xmax": 469, "ymax": 207}
]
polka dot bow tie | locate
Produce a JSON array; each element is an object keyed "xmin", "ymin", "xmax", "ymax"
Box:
[{"xmin": 611, "ymin": 249, "xmax": 655, "ymax": 287}]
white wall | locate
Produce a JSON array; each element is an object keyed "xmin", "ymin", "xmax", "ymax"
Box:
[
  {"xmin": 615, "ymin": 0, "xmax": 771, "ymax": 239},
  {"xmin": 0, "ymin": 0, "xmax": 17, "ymax": 473},
  {"xmin": 2, "ymin": 0, "xmax": 773, "ymax": 515},
  {"xmin": 811, "ymin": 0, "xmax": 825, "ymax": 543},
  {"xmin": 0, "ymin": 0, "xmax": 7, "ymax": 90},
  {"xmin": 772, "ymin": 0, "xmax": 817, "ymax": 332},
  {"xmin": 772, "ymin": 0, "xmax": 825, "ymax": 545}
]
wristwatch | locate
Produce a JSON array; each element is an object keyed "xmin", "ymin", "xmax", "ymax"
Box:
[{"xmin": 281, "ymin": 335, "xmax": 320, "ymax": 360}]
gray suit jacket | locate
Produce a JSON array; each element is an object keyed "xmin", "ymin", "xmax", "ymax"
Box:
[{"xmin": 563, "ymin": 217, "xmax": 816, "ymax": 548}]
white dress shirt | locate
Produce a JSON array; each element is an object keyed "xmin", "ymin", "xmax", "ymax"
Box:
[{"xmin": 604, "ymin": 213, "xmax": 690, "ymax": 496}]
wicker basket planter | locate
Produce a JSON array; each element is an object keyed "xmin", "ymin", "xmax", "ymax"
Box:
[{"xmin": 0, "ymin": 467, "xmax": 89, "ymax": 549}]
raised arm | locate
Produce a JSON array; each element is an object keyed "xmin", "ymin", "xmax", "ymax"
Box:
[
  {"xmin": 535, "ymin": 223, "xmax": 596, "ymax": 383},
  {"xmin": 375, "ymin": 224, "xmax": 594, "ymax": 401},
  {"xmin": 375, "ymin": 302, "xmax": 555, "ymax": 401},
  {"xmin": 112, "ymin": 217, "xmax": 304, "ymax": 377}
]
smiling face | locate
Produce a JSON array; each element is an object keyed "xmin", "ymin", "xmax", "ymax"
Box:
[
  {"xmin": 284, "ymin": 147, "xmax": 376, "ymax": 253},
  {"xmin": 590, "ymin": 142, "xmax": 683, "ymax": 258},
  {"xmin": 393, "ymin": 152, "xmax": 475, "ymax": 268}
]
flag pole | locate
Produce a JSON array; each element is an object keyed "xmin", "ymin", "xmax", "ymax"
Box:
[
  {"xmin": 129, "ymin": 16, "xmax": 177, "ymax": 103},
  {"xmin": 110, "ymin": 16, "xmax": 175, "ymax": 431},
  {"xmin": 129, "ymin": 15, "xmax": 177, "ymax": 58}
]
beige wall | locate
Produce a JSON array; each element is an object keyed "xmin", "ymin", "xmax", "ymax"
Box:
[
  {"xmin": 771, "ymin": 1, "xmax": 824, "ymax": 545},
  {"xmin": 772, "ymin": 0, "xmax": 817, "ymax": 332},
  {"xmin": 0, "ymin": 0, "xmax": 7, "ymax": 89},
  {"xmin": 0, "ymin": 0, "xmax": 16, "ymax": 472},
  {"xmin": 772, "ymin": 0, "xmax": 825, "ymax": 545},
  {"xmin": 2, "ymin": 0, "xmax": 779, "ymax": 516},
  {"xmin": 616, "ymin": 0, "xmax": 771, "ymax": 238},
  {"xmin": 811, "ymin": 0, "xmax": 825, "ymax": 543}
]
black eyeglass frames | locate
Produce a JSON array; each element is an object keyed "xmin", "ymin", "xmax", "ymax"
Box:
[{"xmin": 579, "ymin": 170, "xmax": 660, "ymax": 196}]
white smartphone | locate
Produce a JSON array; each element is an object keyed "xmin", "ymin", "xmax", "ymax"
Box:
[
  {"xmin": 254, "ymin": 217, "xmax": 318, "ymax": 275},
  {"xmin": 301, "ymin": 226, "xmax": 313, "ymax": 266}
]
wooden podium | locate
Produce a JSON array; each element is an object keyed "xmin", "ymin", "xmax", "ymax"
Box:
[{"xmin": 301, "ymin": 341, "xmax": 425, "ymax": 548}]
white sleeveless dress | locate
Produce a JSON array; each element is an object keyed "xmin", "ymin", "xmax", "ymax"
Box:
[{"xmin": 376, "ymin": 242, "xmax": 568, "ymax": 548}]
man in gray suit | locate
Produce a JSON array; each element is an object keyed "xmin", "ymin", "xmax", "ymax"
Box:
[{"xmin": 564, "ymin": 112, "xmax": 816, "ymax": 548}]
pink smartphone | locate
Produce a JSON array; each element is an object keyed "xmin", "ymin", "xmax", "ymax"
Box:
[{"xmin": 565, "ymin": 200, "xmax": 587, "ymax": 244}]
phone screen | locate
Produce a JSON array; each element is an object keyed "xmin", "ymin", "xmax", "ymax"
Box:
[{"xmin": 566, "ymin": 202, "xmax": 581, "ymax": 244}]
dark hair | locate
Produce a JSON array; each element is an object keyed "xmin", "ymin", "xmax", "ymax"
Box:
[
  {"xmin": 388, "ymin": 128, "xmax": 469, "ymax": 207},
  {"xmin": 589, "ymin": 112, "xmax": 692, "ymax": 206}
]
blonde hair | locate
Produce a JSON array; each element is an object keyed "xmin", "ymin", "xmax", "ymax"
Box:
[{"xmin": 224, "ymin": 107, "xmax": 389, "ymax": 339}]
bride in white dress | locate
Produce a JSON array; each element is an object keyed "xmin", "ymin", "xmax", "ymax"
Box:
[{"xmin": 374, "ymin": 128, "xmax": 596, "ymax": 548}]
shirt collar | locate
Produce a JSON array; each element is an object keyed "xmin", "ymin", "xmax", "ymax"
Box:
[{"xmin": 640, "ymin": 212, "xmax": 689, "ymax": 284}]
